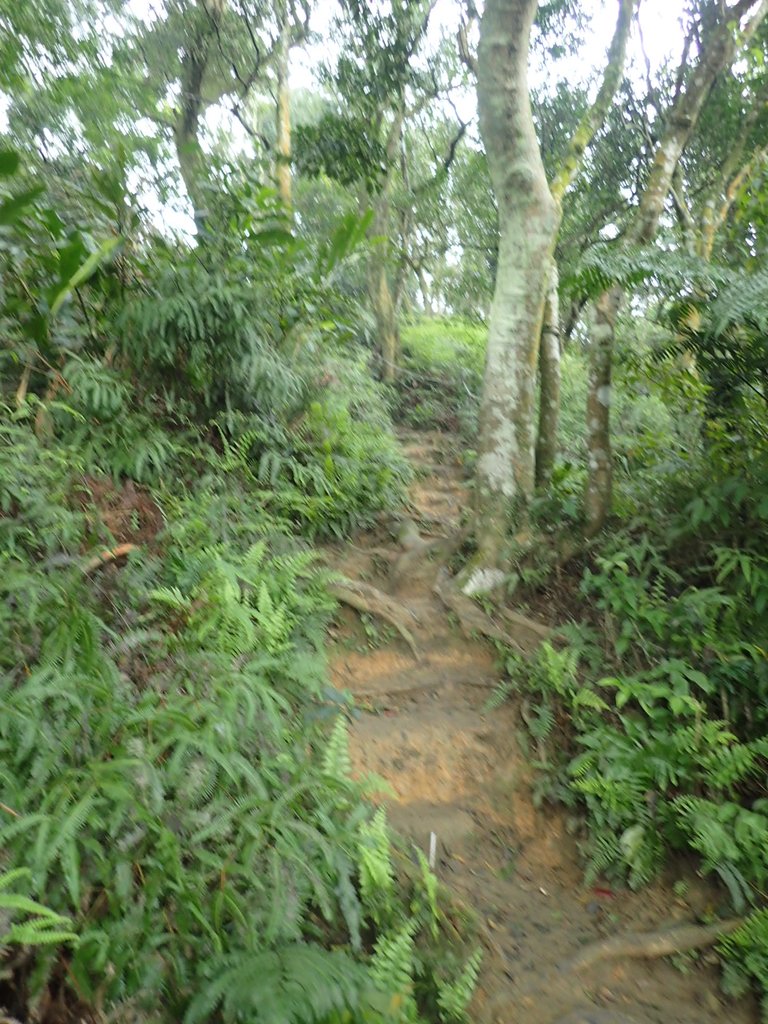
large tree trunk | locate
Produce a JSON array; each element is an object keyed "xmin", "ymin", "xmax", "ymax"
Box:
[
  {"xmin": 535, "ymin": 261, "xmax": 561, "ymax": 488},
  {"xmin": 584, "ymin": 0, "xmax": 768, "ymax": 534},
  {"xmin": 471, "ymin": 0, "xmax": 557, "ymax": 577},
  {"xmin": 275, "ymin": 0, "xmax": 292, "ymax": 209}
]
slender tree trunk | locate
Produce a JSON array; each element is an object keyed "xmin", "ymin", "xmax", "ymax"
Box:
[
  {"xmin": 15, "ymin": 362, "xmax": 32, "ymax": 408},
  {"xmin": 548, "ymin": 0, "xmax": 635, "ymax": 203},
  {"xmin": 417, "ymin": 266, "xmax": 433, "ymax": 315},
  {"xmin": 175, "ymin": 125, "xmax": 208, "ymax": 229},
  {"xmin": 471, "ymin": 0, "xmax": 557, "ymax": 579},
  {"xmin": 367, "ymin": 112, "xmax": 404, "ymax": 383},
  {"xmin": 275, "ymin": 0, "xmax": 292, "ymax": 209},
  {"xmin": 583, "ymin": 0, "xmax": 768, "ymax": 534},
  {"xmin": 371, "ymin": 255, "xmax": 400, "ymax": 381},
  {"xmin": 584, "ymin": 285, "xmax": 620, "ymax": 536},
  {"xmin": 700, "ymin": 146, "xmax": 767, "ymax": 260},
  {"xmin": 535, "ymin": 0, "xmax": 634, "ymax": 494},
  {"xmin": 535, "ymin": 261, "xmax": 561, "ymax": 488},
  {"xmin": 173, "ymin": 5, "xmax": 223, "ymax": 232}
]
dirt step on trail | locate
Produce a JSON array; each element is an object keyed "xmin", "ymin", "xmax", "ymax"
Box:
[{"xmin": 327, "ymin": 427, "xmax": 756, "ymax": 1024}]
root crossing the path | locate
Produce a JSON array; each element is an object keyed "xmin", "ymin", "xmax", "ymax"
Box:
[{"xmin": 327, "ymin": 427, "xmax": 755, "ymax": 1024}]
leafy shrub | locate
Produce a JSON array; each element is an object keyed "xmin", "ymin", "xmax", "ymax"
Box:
[
  {"xmin": 0, "ymin": 869, "xmax": 76, "ymax": 948},
  {"xmin": 215, "ymin": 355, "xmax": 410, "ymax": 539},
  {"xmin": 0, "ymin": 152, "xmax": 477, "ymax": 1024},
  {"xmin": 1, "ymin": 448, "xmax": 363, "ymax": 1016},
  {"xmin": 0, "ymin": 420, "xmax": 476, "ymax": 1024},
  {"xmin": 494, "ymin": 426, "xmax": 768, "ymax": 896}
]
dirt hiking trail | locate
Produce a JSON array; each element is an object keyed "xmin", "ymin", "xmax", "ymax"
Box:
[{"xmin": 327, "ymin": 427, "xmax": 757, "ymax": 1024}]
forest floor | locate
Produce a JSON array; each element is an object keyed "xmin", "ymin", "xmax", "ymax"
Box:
[{"xmin": 326, "ymin": 426, "xmax": 757, "ymax": 1024}]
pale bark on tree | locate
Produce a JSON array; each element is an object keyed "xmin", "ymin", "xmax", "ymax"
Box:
[
  {"xmin": 548, "ymin": 0, "xmax": 635, "ymax": 206},
  {"xmin": 534, "ymin": 0, "xmax": 635, "ymax": 490},
  {"xmin": 367, "ymin": 111, "xmax": 404, "ymax": 383},
  {"xmin": 274, "ymin": 0, "xmax": 292, "ymax": 209},
  {"xmin": 584, "ymin": 284, "xmax": 620, "ymax": 533},
  {"xmin": 471, "ymin": 0, "xmax": 558, "ymax": 581},
  {"xmin": 584, "ymin": 0, "xmax": 768, "ymax": 537},
  {"xmin": 469, "ymin": 0, "xmax": 632, "ymax": 572},
  {"xmin": 417, "ymin": 265, "xmax": 434, "ymax": 316}
]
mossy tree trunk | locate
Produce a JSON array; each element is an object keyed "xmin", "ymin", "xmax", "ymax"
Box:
[
  {"xmin": 470, "ymin": 0, "xmax": 634, "ymax": 580},
  {"xmin": 367, "ymin": 111, "xmax": 404, "ymax": 383}
]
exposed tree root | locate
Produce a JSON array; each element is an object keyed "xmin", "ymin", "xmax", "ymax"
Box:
[
  {"xmin": 434, "ymin": 569, "xmax": 552, "ymax": 654},
  {"xmin": 499, "ymin": 606, "xmax": 553, "ymax": 641},
  {"xmin": 553, "ymin": 1011, "xmax": 640, "ymax": 1024},
  {"xmin": 329, "ymin": 577, "xmax": 420, "ymax": 659},
  {"xmin": 561, "ymin": 917, "xmax": 743, "ymax": 973},
  {"xmin": 389, "ymin": 519, "xmax": 470, "ymax": 590},
  {"xmin": 434, "ymin": 569, "xmax": 524, "ymax": 651}
]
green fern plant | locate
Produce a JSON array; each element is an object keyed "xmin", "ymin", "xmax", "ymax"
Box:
[
  {"xmin": 719, "ymin": 909, "xmax": 768, "ymax": 1022},
  {"xmin": 184, "ymin": 944, "xmax": 371, "ymax": 1024},
  {"xmin": 0, "ymin": 869, "xmax": 77, "ymax": 948},
  {"xmin": 435, "ymin": 948, "xmax": 482, "ymax": 1023},
  {"xmin": 358, "ymin": 809, "xmax": 396, "ymax": 928},
  {"xmin": 324, "ymin": 716, "xmax": 353, "ymax": 779},
  {"xmin": 369, "ymin": 922, "xmax": 419, "ymax": 1023}
]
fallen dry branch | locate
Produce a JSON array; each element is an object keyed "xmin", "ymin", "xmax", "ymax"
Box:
[
  {"xmin": 329, "ymin": 577, "xmax": 420, "ymax": 659},
  {"xmin": 562, "ymin": 917, "xmax": 743, "ymax": 973},
  {"xmin": 83, "ymin": 542, "xmax": 138, "ymax": 574}
]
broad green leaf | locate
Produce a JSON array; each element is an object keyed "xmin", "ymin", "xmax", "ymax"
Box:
[
  {"xmin": 0, "ymin": 186, "xmax": 45, "ymax": 225},
  {"xmin": 252, "ymin": 227, "xmax": 294, "ymax": 246},
  {"xmin": 49, "ymin": 236, "xmax": 121, "ymax": 316},
  {"xmin": 0, "ymin": 149, "xmax": 21, "ymax": 176}
]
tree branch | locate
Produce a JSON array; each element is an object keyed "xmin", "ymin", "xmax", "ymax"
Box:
[{"xmin": 550, "ymin": 0, "xmax": 636, "ymax": 203}]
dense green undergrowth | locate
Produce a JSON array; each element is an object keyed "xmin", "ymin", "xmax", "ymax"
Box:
[
  {"xmin": 0, "ymin": 154, "xmax": 477, "ymax": 1024},
  {"xmin": 0, "ymin": 420, "xmax": 478, "ymax": 1024},
  {"xmin": 397, "ymin": 318, "xmax": 485, "ymax": 437},
  {"xmin": 498, "ymin": 424, "xmax": 768, "ymax": 1010}
]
